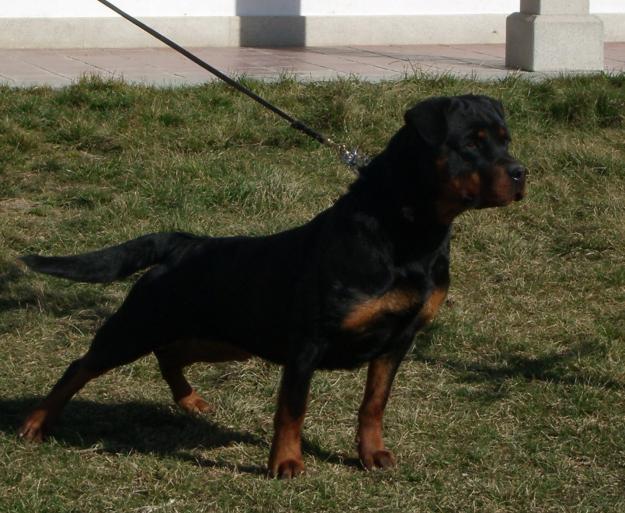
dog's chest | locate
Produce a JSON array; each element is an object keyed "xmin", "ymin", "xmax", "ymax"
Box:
[
  {"xmin": 340, "ymin": 283, "xmax": 447, "ymax": 334},
  {"xmin": 318, "ymin": 280, "xmax": 448, "ymax": 370},
  {"xmin": 338, "ymin": 248, "xmax": 450, "ymax": 336}
]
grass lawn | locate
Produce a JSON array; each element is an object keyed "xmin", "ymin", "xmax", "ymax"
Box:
[{"xmin": 1, "ymin": 74, "xmax": 625, "ymax": 512}]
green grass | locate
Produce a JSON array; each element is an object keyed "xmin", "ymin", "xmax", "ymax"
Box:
[{"xmin": 1, "ymin": 73, "xmax": 625, "ymax": 512}]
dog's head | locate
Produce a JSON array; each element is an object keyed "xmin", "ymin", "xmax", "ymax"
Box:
[{"xmin": 401, "ymin": 95, "xmax": 526, "ymax": 224}]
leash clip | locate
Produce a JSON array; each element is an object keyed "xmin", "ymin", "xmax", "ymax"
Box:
[{"xmin": 332, "ymin": 142, "xmax": 370, "ymax": 174}]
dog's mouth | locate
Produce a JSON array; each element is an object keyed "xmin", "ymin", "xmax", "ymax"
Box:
[
  {"xmin": 437, "ymin": 166, "xmax": 525, "ymax": 222},
  {"xmin": 476, "ymin": 186, "xmax": 524, "ymax": 209},
  {"xmin": 481, "ymin": 165, "xmax": 526, "ymax": 207}
]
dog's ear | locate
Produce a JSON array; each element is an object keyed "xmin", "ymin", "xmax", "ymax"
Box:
[{"xmin": 404, "ymin": 97, "xmax": 453, "ymax": 147}]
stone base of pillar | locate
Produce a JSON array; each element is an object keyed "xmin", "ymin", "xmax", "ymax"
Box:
[{"xmin": 506, "ymin": 13, "xmax": 604, "ymax": 71}]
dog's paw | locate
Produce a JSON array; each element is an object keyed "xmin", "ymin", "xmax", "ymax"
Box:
[
  {"xmin": 18, "ymin": 410, "xmax": 47, "ymax": 443},
  {"xmin": 359, "ymin": 449, "xmax": 396, "ymax": 471},
  {"xmin": 268, "ymin": 458, "xmax": 305, "ymax": 479},
  {"xmin": 177, "ymin": 390, "xmax": 214, "ymax": 414}
]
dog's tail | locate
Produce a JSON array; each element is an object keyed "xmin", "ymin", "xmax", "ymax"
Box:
[{"xmin": 20, "ymin": 232, "xmax": 201, "ymax": 283}]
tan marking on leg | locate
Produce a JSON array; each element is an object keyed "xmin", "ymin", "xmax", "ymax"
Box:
[
  {"xmin": 19, "ymin": 365, "xmax": 99, "ymax": 442},
  {"xmin": 156, "ymin": 339, "xmax": 252, "ymax": 413},
  {"xmin": 177, "ymin": 389, "xmax": 213, "ymax": 414},
  {"xmin": 268, "ymin": 380, "xmax": 308, "ymax": 479},
  {"xmin": 357, "ymin": 357, "xmax": 398, "ymax": 470},
  {"xmin": 268, "ymin": 411, "xmax": 306, "ymax": 479},
  {"xmin": 159, "ymin": 366, "xmax": 213, "ymax": 414}
]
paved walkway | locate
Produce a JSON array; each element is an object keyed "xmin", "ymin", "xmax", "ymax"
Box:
[{"xmin": 1, "ymin": 43, "xmax": 625, "ymax": 87}]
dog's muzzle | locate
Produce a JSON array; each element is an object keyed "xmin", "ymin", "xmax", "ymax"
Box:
[{"xmin": 507, "ymin": 163, "xmax": 526, "ymax": 201}]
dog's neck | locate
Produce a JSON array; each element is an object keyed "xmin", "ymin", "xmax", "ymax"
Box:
[
  {"xmin": 347, "ymin": 146, "xmax": 451, "ymax": 261},
  {"xmin": 350, "ymin": 129, "xmax": 450, "ymax": 226}
]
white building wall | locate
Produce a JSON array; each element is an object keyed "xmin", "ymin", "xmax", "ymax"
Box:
[
  {"xmin": 2, "ymin": 1, "xmax": 623, "ymax": 17},
  {"xmin": 592, "ymin": 0, "xmax": 625, "ymax": 13},
  {"xmin": 0, "ymin": 1, "xmax": 623, "ymax": 48},
  {"xmin": 1, "ymin": 1, "xmax": 523, "ymax": 17}
]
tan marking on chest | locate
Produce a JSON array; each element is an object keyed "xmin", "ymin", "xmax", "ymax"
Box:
[
  {"xmin": 342, "ymin": 289, "xmax": 420, "ymax": 332},
  {"xmin": 418, "ymin": 287, "xmax": 448, "ymax": 324}
]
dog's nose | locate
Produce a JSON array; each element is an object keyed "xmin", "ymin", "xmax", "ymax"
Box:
[{"xmin": 508, "ymin": 164, "xmax": 526, "ymax": 182}]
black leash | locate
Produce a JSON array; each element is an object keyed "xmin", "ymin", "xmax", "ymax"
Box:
[{"xmin": 96, "ymin": 0, "xmax": 368, "ymax": 171}]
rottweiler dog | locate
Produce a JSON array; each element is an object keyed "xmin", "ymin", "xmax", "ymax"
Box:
[{"xmin": 18, "ymin": 95, "xmax": 525, "ymax": 478}]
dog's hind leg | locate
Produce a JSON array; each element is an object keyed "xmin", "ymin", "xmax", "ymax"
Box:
[
  {"xmin": 19, "ymin": 311, "xmax": 159, "ymax": 442},
  {"xmin": 18, "ymin": 357, "xmax": 102, "ymax": 442},
  {"xmin": 155, "ymin": 339, "xmax": 252, "ymax": 415}
]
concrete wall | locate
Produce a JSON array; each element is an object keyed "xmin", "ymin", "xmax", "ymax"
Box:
[
  {"xmin": 0, "ymin": 1, "xmax": 624, "ymax": 48},
  {"xmin": 1, "ymin": 1, "xmax": 521, "ymax": 17}
]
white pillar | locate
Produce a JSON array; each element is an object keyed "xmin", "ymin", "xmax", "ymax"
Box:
[{"xmin": 506, "ymin": 0, "xmax": 603, "ymax": 71}]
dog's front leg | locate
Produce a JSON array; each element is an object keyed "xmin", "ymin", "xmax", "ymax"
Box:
[
  {"xmin": 357, "ymin": 338, "xmax": 412, "ymax": 470},
  {"xmin": 268, "ymin": 347, "xmax": 319, "ymax": 479}
]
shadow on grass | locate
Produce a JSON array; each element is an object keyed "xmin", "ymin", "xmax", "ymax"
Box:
[
  {"xmin": 409, "ymin": 338, "xmax": 624, "ymax": 395},
  {"xmin": 0, "ymin": 397, "xmax": 268, "ymax": 475},
  {"xmin": 0, "ymin": 397, "xmax": 363, "ymax": 474},
  {"xmin": 302, "ymin": 438, "xmax": 362, "ymax": 470},
  {"xmin": 185, "ymin": 440, "xmax": 362, "ymax": 473}
]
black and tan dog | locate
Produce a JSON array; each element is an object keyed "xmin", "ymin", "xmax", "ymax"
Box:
[{"xmin": 18, "ymin": 95, "xmax": 525, "ymax": 478}]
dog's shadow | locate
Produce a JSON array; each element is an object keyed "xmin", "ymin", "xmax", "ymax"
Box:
[
  {"xmin": 0, "ymin": 397, "xmax": 361, "ymax": 475},
  {"xmin": 409, "ymin": 336, "xmax": 625, "ymax": 398},
  {"xmin": 0, "ymin": 397, "xmax": 272, "ymax": 474}
]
